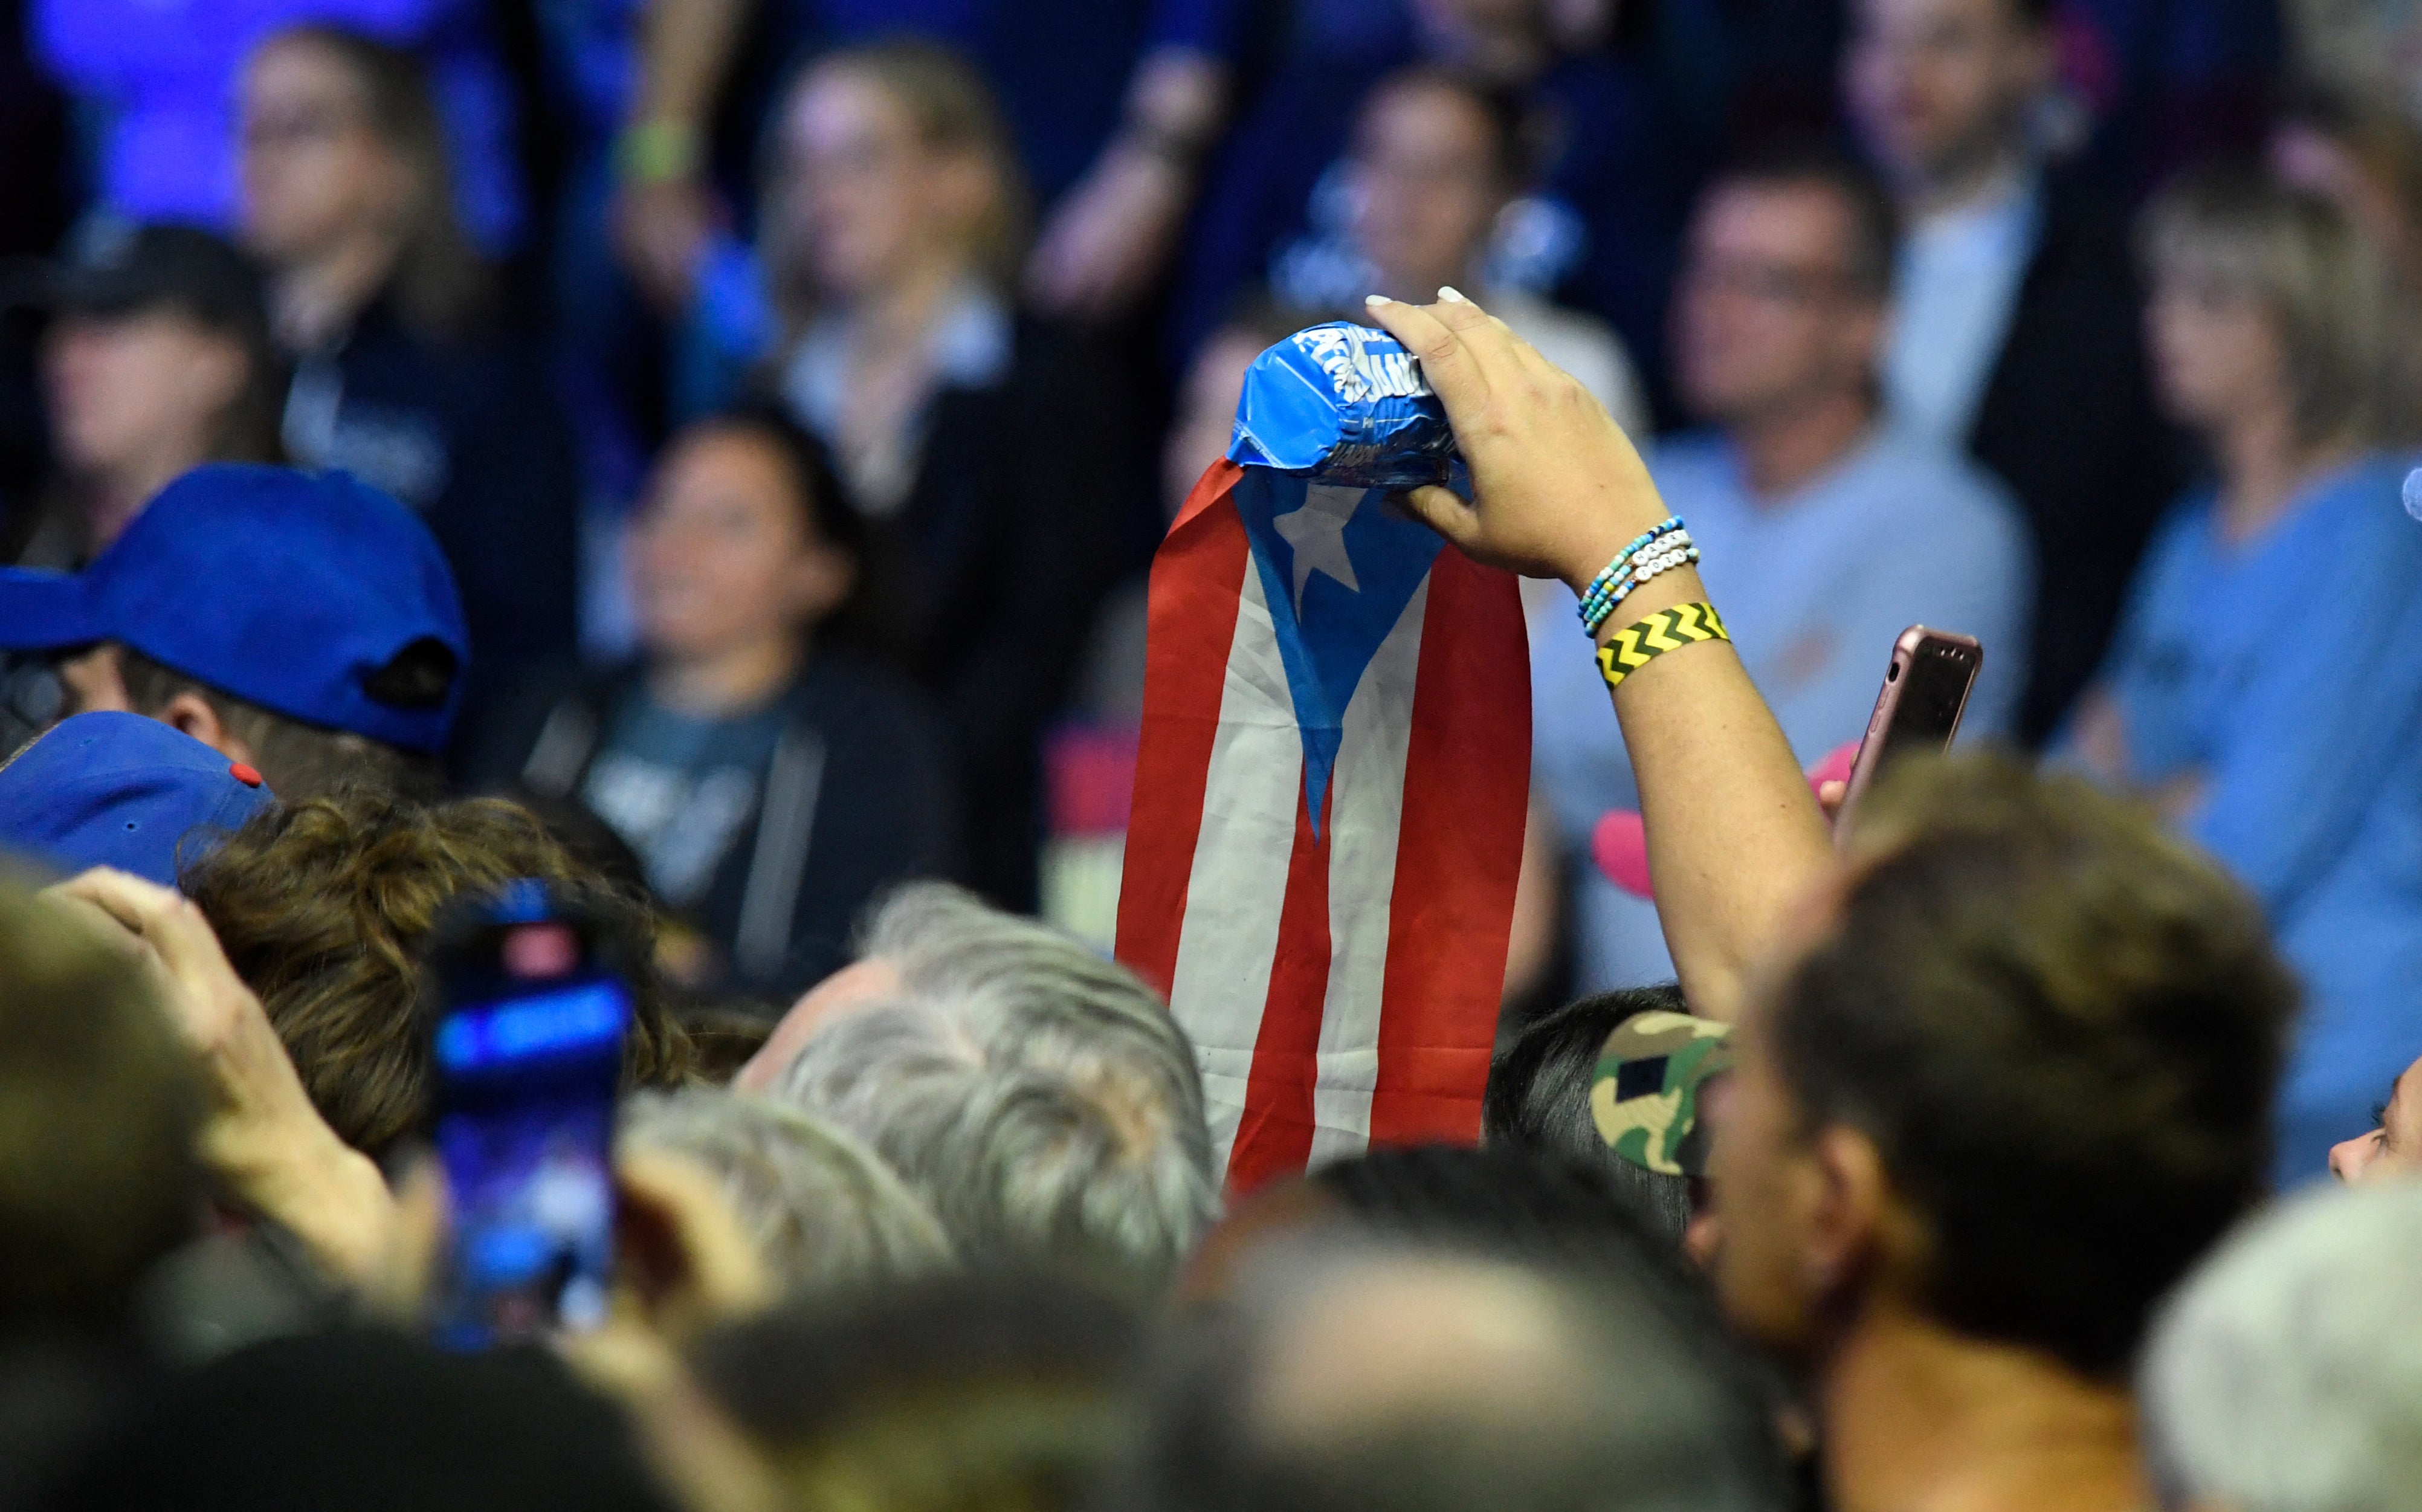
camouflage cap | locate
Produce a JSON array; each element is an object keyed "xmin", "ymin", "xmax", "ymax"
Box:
[{"xmin": 1590, "ymin": 1011, "xmax": 1734, "ymax": 1178}]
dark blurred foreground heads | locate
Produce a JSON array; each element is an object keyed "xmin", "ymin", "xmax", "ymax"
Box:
[
  {"xmin": 47, "ymin": 1329, "xmax": 673, "ymax": 1512},
  {"xmin": 695, "ymin": 1272, "xmax": 1143, "ymax": 1512},
  {"xmin": 1708, "ymin": 757, "xmax": 2294, "ymax": 1512},
  {"xmin": 1119, "ymin": 1233, "xmax": 1789, "ymax": 1512},
  {"xmin": 747, "ymin": 882, "xmax": 1216, "ymax": 1300},
  {"xmin": 0, "ymin": 463, "xmax": 467, "ymax": 799},
  {"xmin": 0, "ymin": 712, "xmax": 273, "ymax": 885},
  {"xmin": 184, "ymin": 787, "xmax": 693, "ymax": 1160},
  {"xmin": 2140, "ymin": 1180, "xmax": 2422, "ymax": 1512}
]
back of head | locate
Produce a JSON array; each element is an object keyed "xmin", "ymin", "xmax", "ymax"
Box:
[
  {"xmin": 1778, "ymin": 755, "xmax": 2293, "ymax": 1374},
  {"xmin": 1120, "ymin": 1236, "xmax": 1788, "ymax": 1512},
  {"xmin": 49, "ymin": 1328, "xmax": 672, "ymax": 1512},
  {"xmin": 620, "ymin": 1088, "xmax": 953, "ymax": 1299},
  {"xmin": 775, "ymin": 883, "xmax": 1216, "ymax": 1296},
  {"xmin": 693, "ymin": 1271, "xmax": 1143, "ymax": 1512},
  {"xmin": 2142, "ymin": 1180, "xmax": 2422, "ymax": 1512},
  {"xmin": 184, "ymin": 790, "xmax": 694, "ymax": 1156},
  {"xmin": 0, "ymin": 871, "xmax": 201, "ymax": 1339},
  {"xmin": 1484, "ymin": 986, "xmax": 1695, "ymax": 1242}
]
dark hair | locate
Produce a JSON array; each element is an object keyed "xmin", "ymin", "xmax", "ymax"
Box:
[
  {"xmin": 182, "ymin": 790, "xmax": 695, "ymax": 1157},
  {"xmin": 1359, "ymin": 65, "xmax": 1538, "ymax": 189},
  {"xmin": 1776, "ymin": 755, "xmax": 2294, "ymax": 1377},
  {"xmin": 1117, "ymin": 1224, "xmax": 1789, "ymax": 1512},
  {"xmin": 1711, "ymin": 137, "xmax": 1902, "ymax": 299},
  {"xmin": 115, "ymin": 643, "xmax": 444, "ymax": 802},
  {"xmin": 265, "ymin": 25, "xmax": 492, "ymax": 339},
  {"xmin": 0, "ymin": 871, "xmax": 202, "ymax": 1338},
  {"xmin": 47, "ymin": 1329, "xmax": 674, "ymax": 1512},
  {"xmin": 1483, "ymin": 985, "xmax": 1694, "ymax": 1243},
  {"xmin": 693, "ymin": 1273, "xmax": 1143, "ymax": 1512}
]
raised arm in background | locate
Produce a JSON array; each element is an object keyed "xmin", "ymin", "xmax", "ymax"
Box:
[{"xmin": 1364, "ymin": 290, "xmax": 1833, "ymax": 1021}]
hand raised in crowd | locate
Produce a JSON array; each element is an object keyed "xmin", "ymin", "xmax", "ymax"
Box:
[
  {"xmin": 1361, "ymin": 289, "xmax": 1668, "ymax": 595},
  {"xmin": 45, "ymin": 867, "xmax": 398, "ymax": 1284}
]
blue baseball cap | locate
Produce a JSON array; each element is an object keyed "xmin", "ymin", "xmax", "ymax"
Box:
[
  {"xmin": 0, "ymin": 712, "xmax": 276, "ymax": 885},
  {"xmin": 0, "ymin": 465, "xmax": 469, "ymax": 754}
]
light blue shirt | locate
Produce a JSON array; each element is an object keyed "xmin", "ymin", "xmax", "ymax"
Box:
[
  {"xmin": 1532, "ymin": 425, "xmax": 2035, "ymax": 990},
  {"xmin": 2075, "ymin": 453, "xmax": 2422, "ymax": 1186},
  {"xmin": 1885, "ymin": 175, "xmax": 2042, "ymax": 448}
]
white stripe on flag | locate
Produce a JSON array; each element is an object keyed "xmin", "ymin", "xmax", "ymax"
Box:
[
  {"xmin": 1305, "ymin": 573, "xmax": 1430, "ymax": 1167},
  {"xmin": 1167, "ymin": 559, "xmax": 1300, "ymax": 1177}
]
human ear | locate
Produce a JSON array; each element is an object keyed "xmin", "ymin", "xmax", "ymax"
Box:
[
  {"xmin": 157, "ymin": 691, "xmax": 259, "ymax": 769},
  {"xmin": 1801, "ymin": 1123, "xmax": 1890, "ymax": 1296}
]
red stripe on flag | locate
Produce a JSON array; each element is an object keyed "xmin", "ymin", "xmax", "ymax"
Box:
[
  {"xmin": 1370, "ymin": 550, "xmax": 1531, "ymax": 1146},
  {"xmin": 1227, "ymin": 782, "xmax": 1332, "ymax": 1193},
  {"xmin": 1115, "ymin": 460, "xmax": 1250, "ymax": 998}
]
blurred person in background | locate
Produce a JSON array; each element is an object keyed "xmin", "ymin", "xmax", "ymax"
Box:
[
  {"xmin": 477, "ymin": 408, "xmax": 955, "ymax": 1000},
  {"xmin": 1531, "ymin": 141, "xmax": 2030, "ymax": 993},
  {"xmin": 1340, "ymin": 66, "xmax": 1644, "ymax": 428},
  {"xmin": 1119, "ymin": 1233, "xmax": 1789, "ymax": 1512},
  {"xmin": 741, "ymin": 881, "xmax": 1216, "ymax": 1299},
  {"xmin": 1845, "ymin": 0, "xmax": 2178, "ymax": 743},
  {"xmin": 2327, "ymin": 1050, "xmax": 2422, "ymax": 1183},
  {"xmin": 182, "ymin": 789, "xmax": 696, "ymax": 1161},
  {"xmin": 0, "ymin": 464, "xmax": 466, "ymax": 799},
  {"xmin": 5, "ymin": 225, "xmax": 283, "ymax": 566},
  {"xmin": 28, "ymin": 0, "xmax": 527, "ymax": 255},
  {"xmin": 1707, "ymin": 757, "xmax": 2290, "ymax": 1512},
  {"xmin": 620, "ymin": 1087, "xmax": 955, "ymax": 1299},
  {"xmin": 2067, "ymin": 166, "xmax": 2422, "ymax": 1185},
  {"xmin": 0, "ymin": 871, "xmax": 204, "ymax": 1510},
  {"xmin": 679, "ymin": 42, "xmax": 1146, "ymax": 909},
  {"xmin": 2140, "ymin": 1180, "xmax": 2422, "ymax": 1512},
  {"xmin": 237, "ymin": 25, "xmax": 580, "ymax": 722},
  {"xmin": 693, "ymin": 1273, "xmax": 1144, "ymax": 1512}
]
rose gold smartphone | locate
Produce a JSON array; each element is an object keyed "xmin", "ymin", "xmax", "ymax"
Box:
[{"xmin": 1833, "ymin": 627, "xmax": 1983, "ymax": 843}]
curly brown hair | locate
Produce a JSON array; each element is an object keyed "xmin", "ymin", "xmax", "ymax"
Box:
[{"xmin": 184, "ymin": 790, "xmax": 694, "ymax": 1157}]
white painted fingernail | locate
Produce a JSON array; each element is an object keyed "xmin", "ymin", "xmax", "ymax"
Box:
[
  {"xmin": 1364, "ymin": 293, "xmax": 1392, "ymax": 306},
  {"xmin": 1438, "ymin": 285, "xmax": 1467, "ymax": 303}
]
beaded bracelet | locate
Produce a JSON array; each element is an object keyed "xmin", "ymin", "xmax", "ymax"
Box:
[
  {"xmin": 1575, "ymin": 516, "xmax": 1681, "ymax": 635},
  {"xmin": 1597, "ymin": 603, "xmax": 1731, "ymax": 690},
  {"xmin": 1606, "ymin": 540, "xmax": 1700, "ymax": 614}
]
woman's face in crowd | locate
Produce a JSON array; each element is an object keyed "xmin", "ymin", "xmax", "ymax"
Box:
[
  {"xmin": 2330, "ymin": 1056, "xmax": 2422, "ymax": 1183},
  {"xmin": 44, "ymin": 310, "xmax": 247, "ymax": 480},
  {"xmin": 239, "ymin": 39, "xmax": 414, "ymax": 265},
  {"xmin": 2146, "ymin": 270, "xmax": 2289, "ymax": 436},
  {"xmin": 630, "ymin": 428, "xmax": 853, "ymax": 661},
  {"xmin": 1347, "ymin": 82, "xmax": 1507, "ymax": 299},
  {"xmin": 777, "ymin": 69, "xmax": 992, "ymax": 301}
]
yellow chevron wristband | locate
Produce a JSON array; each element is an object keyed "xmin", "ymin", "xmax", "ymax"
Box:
[{"xmin": 1597, "ymin": 603, "xmax": 1731, "ymax": 690}]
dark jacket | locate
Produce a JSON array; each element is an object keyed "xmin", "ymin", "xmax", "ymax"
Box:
[
  {"xmin": 865, "ymin": 315, "xmax": 1150, "ymax": 911},
  {"xmin": 1966, "ymin": 166, "xmax": 2185, "ymax": 744},
  {"xmin": 283, "ymin": 298, "xmax": 582, "ymax": 732},
  {"xmin": 477, "ymin": 653, "xmax": 958, "ymax": 1000}
]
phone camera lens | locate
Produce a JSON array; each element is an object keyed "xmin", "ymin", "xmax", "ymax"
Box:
[{"xmin": 1887, "ymin": 662, "xmax": 1901, "ymax": 682}]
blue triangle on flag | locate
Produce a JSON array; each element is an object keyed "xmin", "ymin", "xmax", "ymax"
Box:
[{"xmin": 1232, "ymin": 470, "xmax": 1442, "ymax": 838}]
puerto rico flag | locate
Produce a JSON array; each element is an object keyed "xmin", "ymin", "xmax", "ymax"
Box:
[{"xmin": 1116, "ymin": 459, "xmax": 1531, "ymax": 1194}]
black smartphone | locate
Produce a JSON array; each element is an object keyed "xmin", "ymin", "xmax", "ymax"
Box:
[
  {"xmin": 423, "ymin": 880, "xmax": 631, "ymax": 1348},
  {"xmin": 1833, "ymin": 626, "xmax": 1983, "ymax": 842}
]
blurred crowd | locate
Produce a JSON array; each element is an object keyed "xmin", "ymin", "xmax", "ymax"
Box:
[{"xmin": 0, "ymin": 0, "xmax": 2420, "ymax": 1507}]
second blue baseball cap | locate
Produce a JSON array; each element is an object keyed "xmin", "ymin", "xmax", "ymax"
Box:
[
  {"xmin": 0, "ymin": 465, "xmax": 469, "ymax": 753},
  {"xmin": 0, "ymin": 712, "xmax": 277, "ymax": 885}
]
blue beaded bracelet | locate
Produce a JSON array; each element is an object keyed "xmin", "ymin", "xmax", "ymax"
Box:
[{"xmin": 1575, "ymin": 515, "xmax": 1681, "ymax": 632}]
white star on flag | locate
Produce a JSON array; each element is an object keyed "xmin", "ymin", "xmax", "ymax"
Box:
[{"xmin": 1271, "ymin": 484, "xmax": 1363, "ymax": 613}]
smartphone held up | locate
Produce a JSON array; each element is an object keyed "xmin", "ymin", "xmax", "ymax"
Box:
[{"xmin": 1833, "ymin": 626, "xmax": 1983, "ymax": 840}]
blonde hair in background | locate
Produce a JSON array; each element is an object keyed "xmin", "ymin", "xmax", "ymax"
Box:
[
  {"xmin": 763, "ymin": 40, "xmax": 1033, "ymax": 337},
  {"xmin": 2140, "ymin": 163, "xmax": 2408, "ymax": 447}
]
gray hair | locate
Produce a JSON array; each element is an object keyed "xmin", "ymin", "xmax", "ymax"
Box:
[
  {"xmin": 772, "ymin": 882, "xmax": 1218, "ymax": 1297},
  {"xmin": 2140, "ymin": 1180, "xmax": 2422, "ymax": 1512},
  {"xmin": 619, "ymin": 1088, "xmax": 954, "ymax": 1299}
]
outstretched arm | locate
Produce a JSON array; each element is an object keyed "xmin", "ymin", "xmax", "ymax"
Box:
[{"xmin": 1362, "ymin": 291, "xmax": 1832, "ymax": 1020}]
